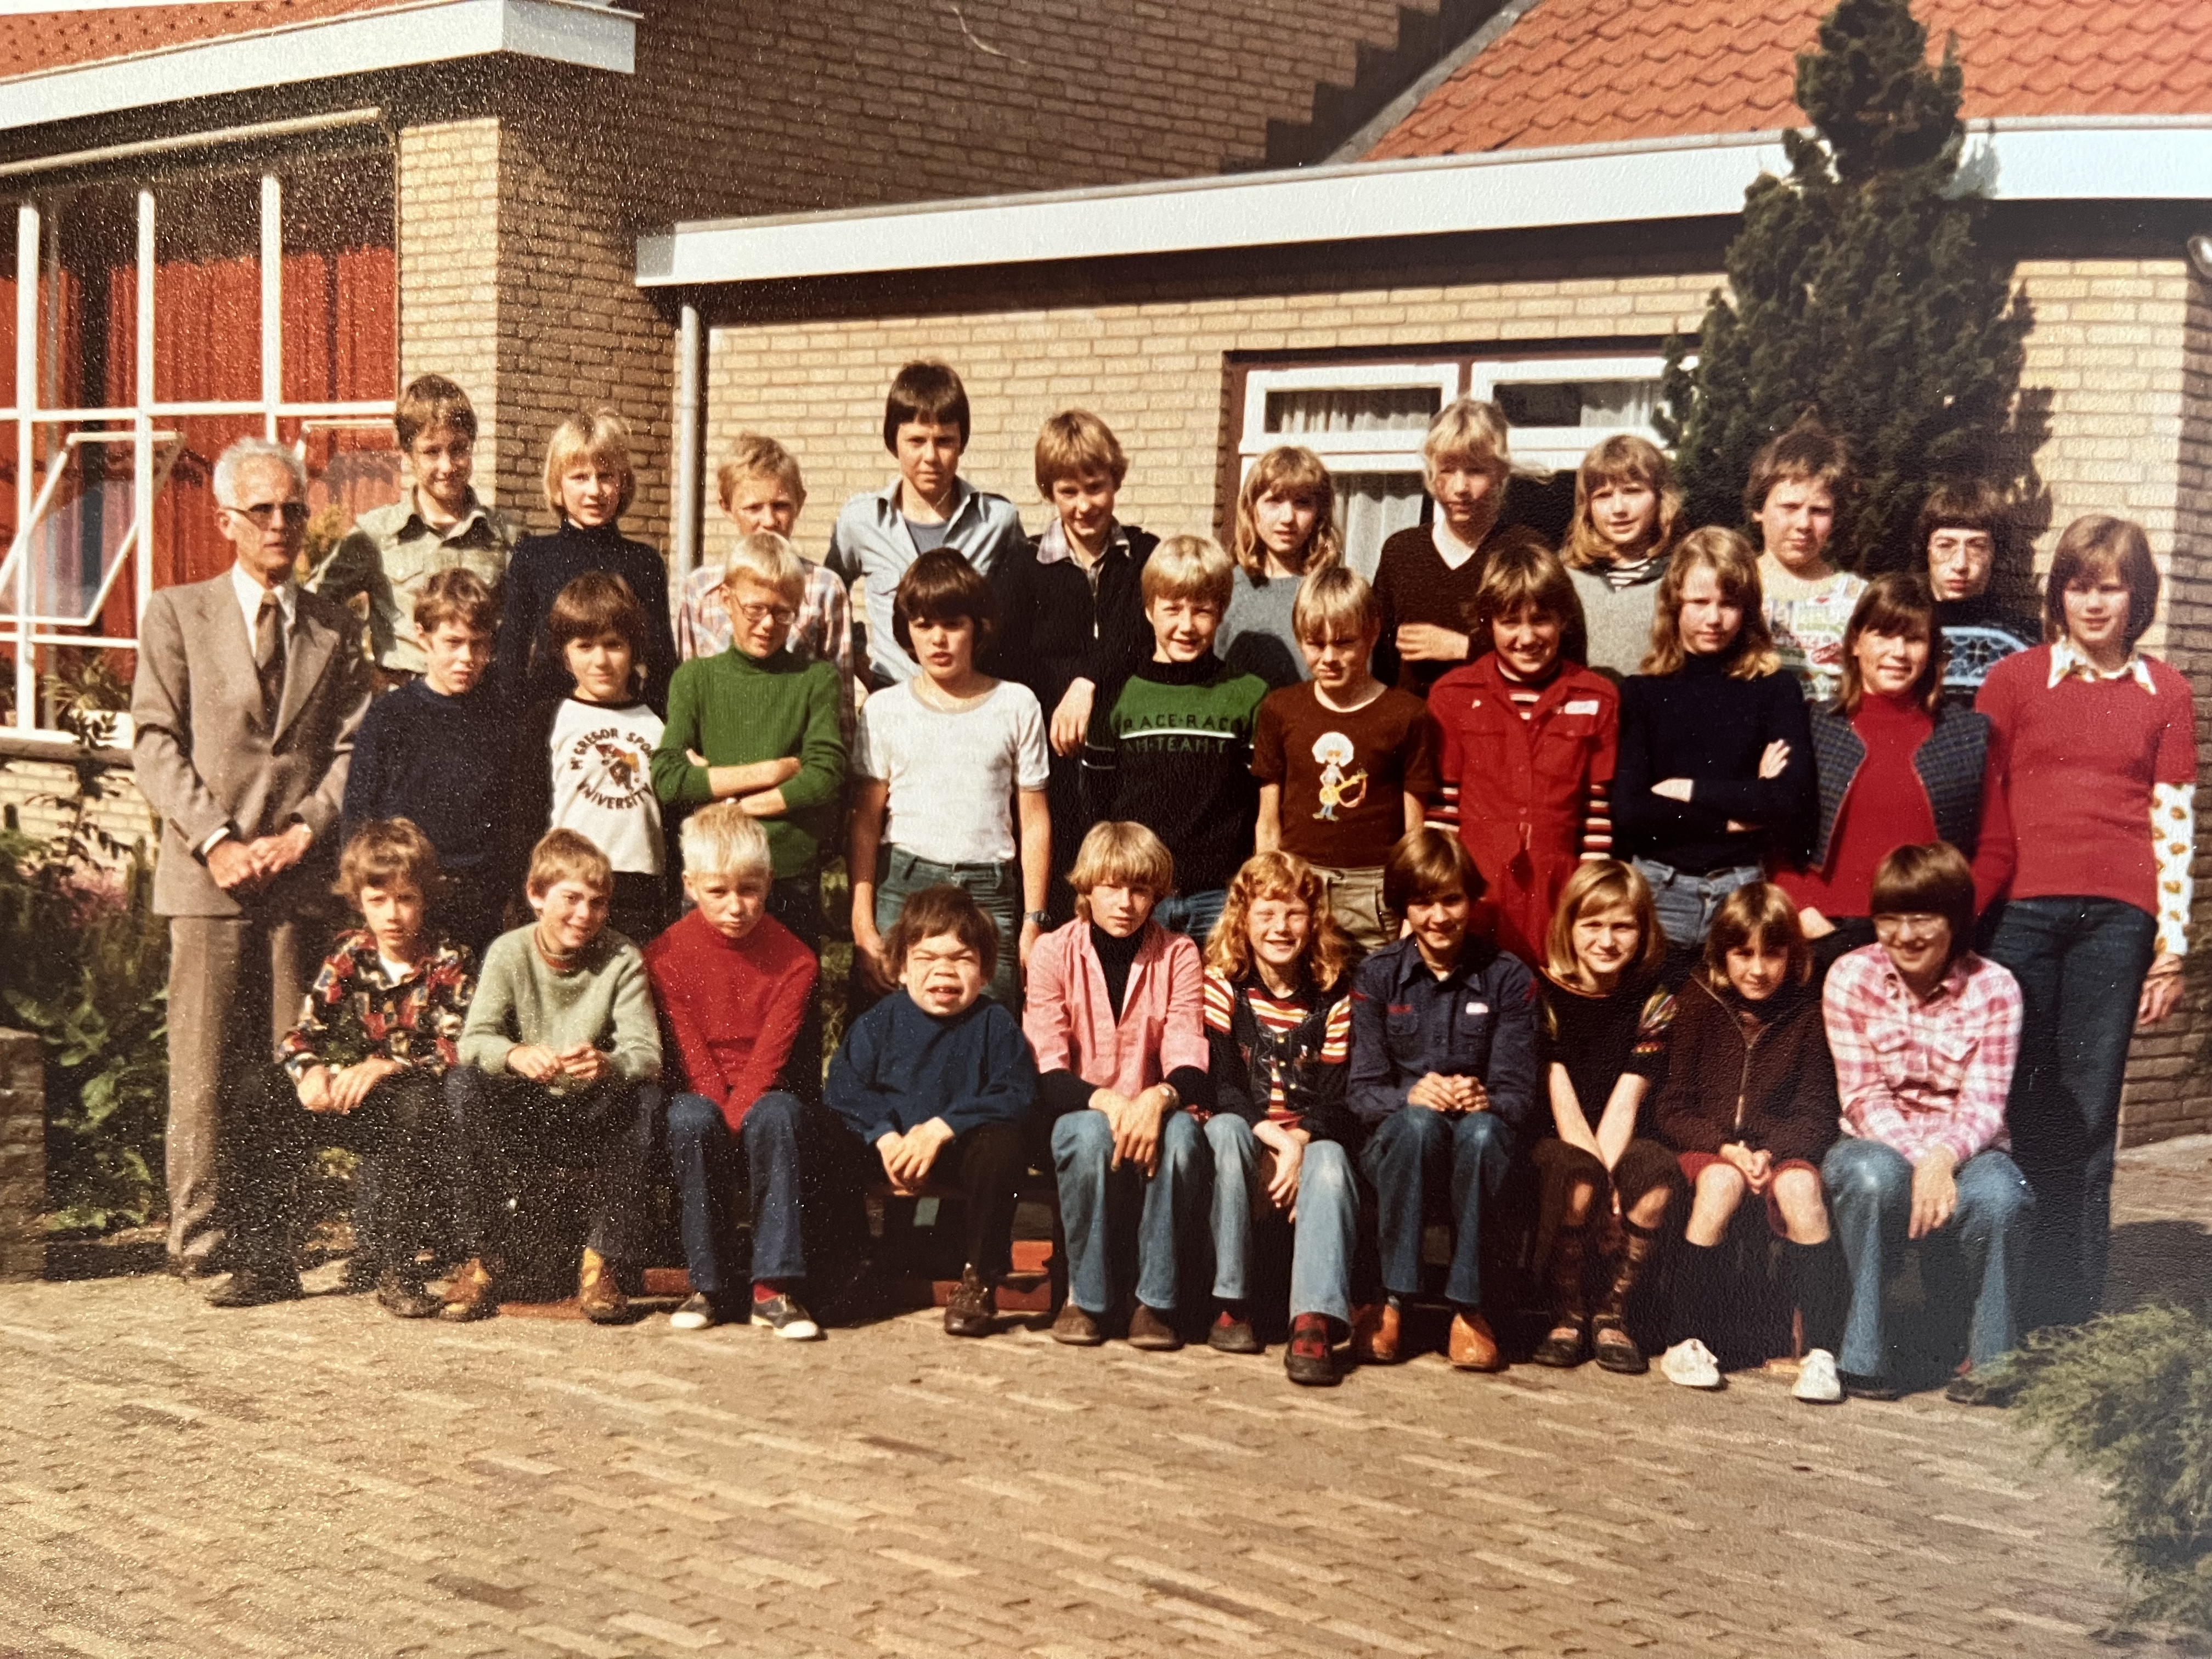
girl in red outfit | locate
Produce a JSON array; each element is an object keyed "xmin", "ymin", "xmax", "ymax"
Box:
[
  {"xmin": 1779, "ymin": 573, "xmax": 2007, "ymax": 978},
  {"xmin": 1429, "ymin": 540, "xmax": 1617, "ymax": 964}
]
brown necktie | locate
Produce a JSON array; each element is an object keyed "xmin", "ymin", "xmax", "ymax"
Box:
[{"xmin": 255, "ymin": 594, "xmax": 285, "ymax": 724}]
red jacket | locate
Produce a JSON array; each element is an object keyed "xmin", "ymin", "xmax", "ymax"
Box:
[{"xmin": 1429, "ymin": 656, "xmax": 1618, "ymax": 963}]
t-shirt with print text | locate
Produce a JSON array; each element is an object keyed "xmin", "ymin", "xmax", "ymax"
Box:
[
  {"xmin": 548, "ymin": 697, "xmax": 665, "ymax": 876},
  {"xmin": 1252, "ymin": 681, "xmax": 1438, "ymax": 870}
]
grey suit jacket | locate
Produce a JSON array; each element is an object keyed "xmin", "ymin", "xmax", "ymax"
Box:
[{"xmin": 131, "ymin": 570, "xmax": 373, "ymax": 919}]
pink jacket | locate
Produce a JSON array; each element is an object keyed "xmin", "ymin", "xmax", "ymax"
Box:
[{"xmin": 1022, "ymin": 919, "xmax": 1208, "ymax": 1098}]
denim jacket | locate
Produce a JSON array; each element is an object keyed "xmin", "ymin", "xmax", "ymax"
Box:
[{"xmin": 1347, "ymin": 936, "xmax": 1541, "ymax": 1134}]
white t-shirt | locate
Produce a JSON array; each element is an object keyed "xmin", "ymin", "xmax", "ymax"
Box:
[
  {"xmin": 1762, "ymin": 562, "xmax": 1867, "ymax": 704},
  {"xmin": 548, "ymin": 697, "xmax": 666, "ymax": 876},
  {"xmin": 855, "ymin": 679, "xmax": 1049, "ymax": 866}
]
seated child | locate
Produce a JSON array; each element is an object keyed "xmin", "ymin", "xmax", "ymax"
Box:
[
  {"xmin": 1087, "ymin": 533, "xmax": 1268, "ymax": 943},
  {"xmin": 446, "ymin": 829, "xmax": 663, "ymax": 1324},
  {"xmin": 825, "ymin": 883, "xmax": 1038, "ymax": 1339},
  {"xmin": 1255, "ymin": 566, "xmax": 1436, "ymax": 952},
  {"xmin": 1528, "ymin": 861, "xmax": 1680, "ymax": 1376},
  {"xmin": 1201, "ymin": 851, "xmax": 1363, "ymax": 1387},
  {"xmin": 1427, "ymin": 538, "xmax": 1618, "ymax": 966},
  {"xmin": 537, "ymin": 572, "xmax": 669, "ymax": 944},
  {"xmin": 343, "ymin": 568, "xmax": 530, "ymax": 958},
  {"xmin": 495, "ymin": 408, "xmax": 679, "ymax": 712},
  {"xmin": 279, "ymin": 819, "xmax": 477, "ymax": 1319},
  {"xmin": 1649, "ymin": 882, "xmax": 1845, "ymax": 1401},
  {"xmin": 849, "ymin": 549, "xmax": 1049, "ymax": 1011},
  {"xmin": 1024, "ymin": 822, "xmax": 1208, "ymax": 1352},
  {"xmin": 1821, "ymin": 843, "xmax": 2032, "ymax": 1404},
  {"xmin": 1348, "ymin": 829, "xmax": 1539, "ymax": 1372},
  {"xmin": 647, "ymin": 804, "xmax": 825, "ymax": 1339}
]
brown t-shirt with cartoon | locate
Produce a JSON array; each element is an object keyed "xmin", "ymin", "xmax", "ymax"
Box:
[{"xmin": 1252, "ymin": 682, "xmax": 1438, "ymax": 870}]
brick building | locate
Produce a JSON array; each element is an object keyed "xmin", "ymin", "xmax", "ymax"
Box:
[{"xmin": 646, "ymin": 0, "xmax": 2212, "ymax": 1143}]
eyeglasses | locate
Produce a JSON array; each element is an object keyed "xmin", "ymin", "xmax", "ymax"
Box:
[
  {"xmin": 224, "ymin": 500, "xmax": 310, "ymax": 529},
  {"xmin": 1872, "ymin": 913, "xmax": 1947, "ymax": 939},
  {"xmin": 731, "ymin": 600, "xmax": 798, "ymax": 627}
]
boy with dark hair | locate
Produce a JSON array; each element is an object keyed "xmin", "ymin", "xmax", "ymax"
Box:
[
  {"xmin": 445, "ymin": 828, "xmax": 663, "ymax": 1324},
  {"xmin": 827, "ymin": 361, "xmax": 1025, "ymax": 688},
  {"xmin": 1349, "ymin": 828, "xmax": 1541, "ymax": 1373},
  {"xmin": 280, "ymin": 819, "xmax": 476, "ymax": 1319},
  {"xmin": 1746, "ymin": 412, "xmax": 1866, "ymax": 703},
  {"xmin": 1919, "ymin": 479, "xmax": 2036, "ymax": 694},
  {"xmin": 825, "ymin": 883, "xmax": 1037, "ymax": 1339},
  {"xmin": 344, "ymin": 568, "xmax": 528, "ymax": 958},
  {"xmin": 314, "ymin": 373, "xmax": 517, "ymax": 679}
]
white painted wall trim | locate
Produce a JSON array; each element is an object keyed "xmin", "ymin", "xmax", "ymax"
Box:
[
  {"xmin": 636, "ymin": 119, "xmax": 2212, "ymax": 289},
  {"xmin": 0, "ymin": 0, "xmax": 635, "ymax": 132}
]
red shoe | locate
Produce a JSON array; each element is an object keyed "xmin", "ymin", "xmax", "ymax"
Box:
[{"xmin": 1285, "ymin": 1314, "xmax": 1338, "ymax": 1386}]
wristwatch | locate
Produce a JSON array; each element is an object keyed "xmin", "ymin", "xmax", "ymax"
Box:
[{"xmin": 1024, "ymin": 910, "xmax": 1052, "ymax": 927}]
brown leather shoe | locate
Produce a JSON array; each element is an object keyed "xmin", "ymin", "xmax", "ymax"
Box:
[
  {"xmin": 1127, "ymin": 1303, "xmax": 1182, "ymax": 1352},
  {"xmin": 1351, "ymin": 1300, "xmax": 1401, "ymax": 1365},
  {"xmin": 578, "ymin": 1248, "xmax": 630, "ymax": 1325},
  {"xmin": 376, "ymin": 1267, "xmax": 443, "ymax": 1320},
  {"xmin": 439, "ymin": 1256, "xmax": 499, "ymax": 1322},
  {"xmin": 1448, "ymin": 1308, "xmax": 1504, "ymax": 1372},
  {"xmin": 1052, "ymin": 1301, "xmax": 1104, "ymax": 1346},
  {"xmin": 944, "ymin": 1266, "xmax": 997, "ymax": 1338}
]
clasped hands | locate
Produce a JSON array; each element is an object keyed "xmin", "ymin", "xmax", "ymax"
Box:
[
  {"xmin": 297, "ymin": 1054, "xmax": 405, "ymax": 1115},
  {"xmin": 877, "ymin": 1117, "xmax": 956, "ymax": 1194},
  {"xmin": 506, "ymin": 1043, "xmax": 615, "ymax": 1087},
  {"xmin": 206, "ymin": 821, "xmax": 314, "ymax": 894},
  {"xmin": 1092, "ymin": 1083, "xmax": 1178, "ymax": 1177},
  {"xmin": 1406, "ymin": 1073, "xmax": 1489, "ymax": 1115}
]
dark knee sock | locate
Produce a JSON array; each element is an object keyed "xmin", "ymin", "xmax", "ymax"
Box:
[
  {"xmin": 1671, "ymin": 1239, "xmax": 1725, "ymax": 1346},
  {"xmin": 1786, "ymin": 1239, "xmax": 1849, "ymax": 1356}
]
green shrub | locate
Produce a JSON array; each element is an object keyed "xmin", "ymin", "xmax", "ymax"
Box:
[{"xmin": 2013, "ymin": 1303, "xmax": 2212, "ymax": 1633}]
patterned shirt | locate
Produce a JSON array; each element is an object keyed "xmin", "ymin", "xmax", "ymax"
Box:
[
  {"xmin": 1822, "ymin": 943, "xmax": 2021, "ymax": 1165},
  {"xmin": 280, "ymin": 932, "xmax": 476, "ymax": 1080},
  {"xmin": 673, "ymin": 558, "xmax": 857, "ymax": 747},
  {"xmin": 1203, "ymin": 969, "xmax": 1351, "ymax": 1124},
  {"xmin": 1763, "ymin": 564, "xmax": 1867, "ymax": 704}
]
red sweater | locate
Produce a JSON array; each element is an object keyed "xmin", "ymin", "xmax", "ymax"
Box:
[
  {"xmin": 1975, "ymin": 646, "xmax": 2197, "ymax": 918},
  {"xmin": 1776, "ymin": 693, "xmax": 1937, "ymax": 919},
  {"xmin": 643, "ymin": 908, "xmax": 817, "ymax": 1129}
]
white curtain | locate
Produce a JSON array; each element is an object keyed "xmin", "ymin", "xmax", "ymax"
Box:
[
  {"xmin": 1260, "ymin": 385, "xmax": 1438, "ymax": 579},
  {"xmin": 1334, "ymin": 472, "xmax": 1427, "ymax": 582}
]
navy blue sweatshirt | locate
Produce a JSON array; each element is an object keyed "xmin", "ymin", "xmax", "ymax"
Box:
[
  {"xmin": 826, "ymin": 991, "xmax": 1037, "ymax": 1143},
  {"xmin": 1347, "ymin": 935, "xmax": 1541, "ymax": 1134},
  {"xmin": 342, "ymin": 678, "xmax": 531, "ymax": 884},
  {"xmin": 1613, "ymin": 650, "xmax": 1815, "ymax": 874},
  {"xmin": 493, "ymin": 520, "xmax": 680, "ymax": 714}
]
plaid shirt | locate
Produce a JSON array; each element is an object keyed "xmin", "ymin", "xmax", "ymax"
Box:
[
  {"xmin": 673, "ymin": 559, "xmax": 857, "ymax": 746},
  {"xmin": 1821, "ymin": 943, "xmax": 2021, "ymax": 1165},
  {"xmin": 279, "ymin": 931, "xmax": 476, "ymax": 1081}
]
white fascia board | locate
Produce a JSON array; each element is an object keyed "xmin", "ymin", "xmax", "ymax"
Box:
[
  {"xmin": 0, "ymin": 0, "xmax": 635, "ymax": 132},
  {"xmin": 636, "ymin": 119, "xmax": 2212, "ymax": 290}
]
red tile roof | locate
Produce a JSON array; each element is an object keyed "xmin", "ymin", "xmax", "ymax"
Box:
[
  {"xmin": 0, "ymin": 1, "xmax": 402, "ymax": 82},
  {"xmin": 1369, "ymin": 0, "xmax": 2212, "ymax": 159}
]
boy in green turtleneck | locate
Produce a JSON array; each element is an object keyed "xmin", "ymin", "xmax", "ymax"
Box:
[{"xmin": 652, "ymin": 531, "xmax": 848, "ymax": 961}]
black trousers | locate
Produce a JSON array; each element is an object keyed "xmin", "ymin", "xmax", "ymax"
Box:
[
  {"xmin": 447, "ymin": 1066, "xmax": 659, "ymax": 1267},
  {"xmin": 839, "ymin": 1118, "xmax": 1028, "ymax": 1282},
  {"xmin": 286, "ymin": 1068, "xmax": 463, "ymax": 1273}
]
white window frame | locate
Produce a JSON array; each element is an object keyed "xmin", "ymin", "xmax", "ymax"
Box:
[
  {"xmin": 1468, "ymin": 353, "xmax": 1672, "ymax": 473},
  {"xmin": 1238, "ymin": 360, "xmax": 1461, "ymax": 479},
  {"xmin": 2, "ymin": 172, "xmax": 396, "ymax": 741}
]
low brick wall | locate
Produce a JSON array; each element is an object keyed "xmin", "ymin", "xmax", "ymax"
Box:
[{"xmin": 0, "ymin": 1028, "xmax": 44, "ymax": 1282}]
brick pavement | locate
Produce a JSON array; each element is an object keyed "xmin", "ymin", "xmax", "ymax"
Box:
[{"xmin": 4, "ymin": 1149, "xmax": 2198, "ymax": 1659}]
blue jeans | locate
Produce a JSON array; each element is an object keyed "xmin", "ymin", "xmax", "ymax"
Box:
[
  {"xmin": 1632, "ymin": 857, "xmax": 1761, "ymax": 951},
  {"xmin": 876, "ymin": 847, "xmax": 1023, "ymax": 1011},
  {"xmin": 1052, "ymin": 1107, "xmax": 1204, "ymax": 1314},
  {"xmin": 1153, "ymin": 889, "xmax": 1227, "ymax": 946},
  {"xmin": 666, "ymin": 1090, "xmax": 826, "ymax": 1296},
  {"xmin": 1359, "ymin": 1105, "xmax": 1515, "ymax": 1308},
  {"xmin": 1822, "ymin": 1137, "xmax": 2034, "ymax": 1378},
  {"xmin": 1205, "ymin": 1115, "xmax": 1359, "ymax": 1325},
  {"xmin": 1985, "ymin": 895, "xmax": 2157, "ymax": 1327}
]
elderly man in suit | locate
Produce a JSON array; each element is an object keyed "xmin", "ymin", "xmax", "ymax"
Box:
[{"xmin": 132, "ymin": 437, "xmax": 372, "ymax": 1306}]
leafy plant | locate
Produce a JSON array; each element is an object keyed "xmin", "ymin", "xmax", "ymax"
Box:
[
  {"xmin": 2013, "ymin": 1304, "xmax": 2212, "ymax": 1634},
  {"xmin": 1656, "ymin": 0, "xmax": 2039, "ymax": 576}
]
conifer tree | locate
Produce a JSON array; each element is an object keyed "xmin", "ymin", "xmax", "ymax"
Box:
[{"xmin": 1656, "ymin": 0, "xmax": 2033, "ymax": 573}]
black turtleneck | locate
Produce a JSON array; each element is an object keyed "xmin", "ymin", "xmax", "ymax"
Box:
[
  {"xmin": 1091, "ymin": 922, "xmax": 1145, "ymax": 1018},
  {"xmin": 494, "ymin": 517, "xmax": 681, "ymax": 714},
  {"xmin": 1034, "ymin": 922, "xmax": 1212, "ymax": 1116}
]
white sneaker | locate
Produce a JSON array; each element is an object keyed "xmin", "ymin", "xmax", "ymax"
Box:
[
  {"xmin": 1661, "ymin": 1338, "xmax": 1723, "ymax": 1389},
  {"xmin": 668, "ymin": 1292, "xmax": 720, "ymax": 1331},
  {"xmin": 1793, "ymin": 1347, "xmax": 1843, "ymax": 1403}
]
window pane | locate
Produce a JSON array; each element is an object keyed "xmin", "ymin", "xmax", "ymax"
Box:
[
  {"xmin": 0, "ymin": 424, "xmax": 134, "ymax": 625},
  {"xmin": 38, "ymin": 183, "xmax": 136, "ymax": 414},
  {"xmin": 1494, "ymin": 377, "xmax": 1660, "ymax": 430},
  {"xmin": 1267, "ymin": 384, "xmax": 1440, "ymax": 437},
  {"xmin": 1333, "ymin": 470, "xmax": 1427, "ymax": 582},
  {"xmin": 155, "ymin": 414, "xmax": 264, "ymax": 591},
  {"xmin": 154, "ymin": 171, "xmax": 260, "ymax": 404},
  {"xmin": 281, "ymin": 150, "xmax": 394, "ymax": 407}
]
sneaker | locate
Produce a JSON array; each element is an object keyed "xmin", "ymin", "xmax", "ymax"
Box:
[
  {"xmin": 669, "ymin": 1292, "xmax": 721, "ymax": 1331},
  {"xmin": 1207, "ymin": 1306, "xmax": 1262, "ymax": 1356},
  {"xmin": 751, "ymin": 1290, "xmax": 821, "ymax": 1341},
  {"xmin": 1792, "ymin": 1347, "xmax": 1844, "ymax": 1404},
  {"xmin": 1284, "ymin": 1314, "xmax": 1338, "ymax": 1387},
  {"xmin": 577, "ymin": 1247, "xmax": 629, "ymax": 1325},
  {"xmin": 1660, "ymin": 1338, "xmax": 1723, "ymax": 1390}
]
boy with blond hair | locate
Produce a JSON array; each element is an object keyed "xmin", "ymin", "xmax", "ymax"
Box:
[
  {"xmin": 446, "ymin": 828, "xmax": 663, "ymax": 1324},
  {"xmin": 315, "ymin": 373, "xmax": 517, "ymax": 679},
  {"xmin": 1087, "ymin": 534, "xmax": 1270, "ymax": 941},
  {"xmin": 1254, "ymin": 567, "xmax": 1436, "ymax": 951},
  {"xmin": 993, "ymin": 410, "xmax": 1160, "ymax": 920},
  {"xmin": 648, "ymin": 804, "xmax": 826, "ymax": 1337},
  {"xmin": 1370, "ymin": 398, "xmax": 1519, "ymax": 694}
]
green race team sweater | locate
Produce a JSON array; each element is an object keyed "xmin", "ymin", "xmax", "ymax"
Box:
[{"xmin": 1086, "ymin": 653, "xmax": 1268, "ymax": 893}]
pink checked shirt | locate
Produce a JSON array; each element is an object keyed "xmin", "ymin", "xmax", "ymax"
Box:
[
  {"xmin": 1022, "ymin": 920, "xmax": 1208, "ymax": 1099},
  {"xmin": 1821, "ymin": 943, "xmax": 2022, "ymax": 1166}
]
